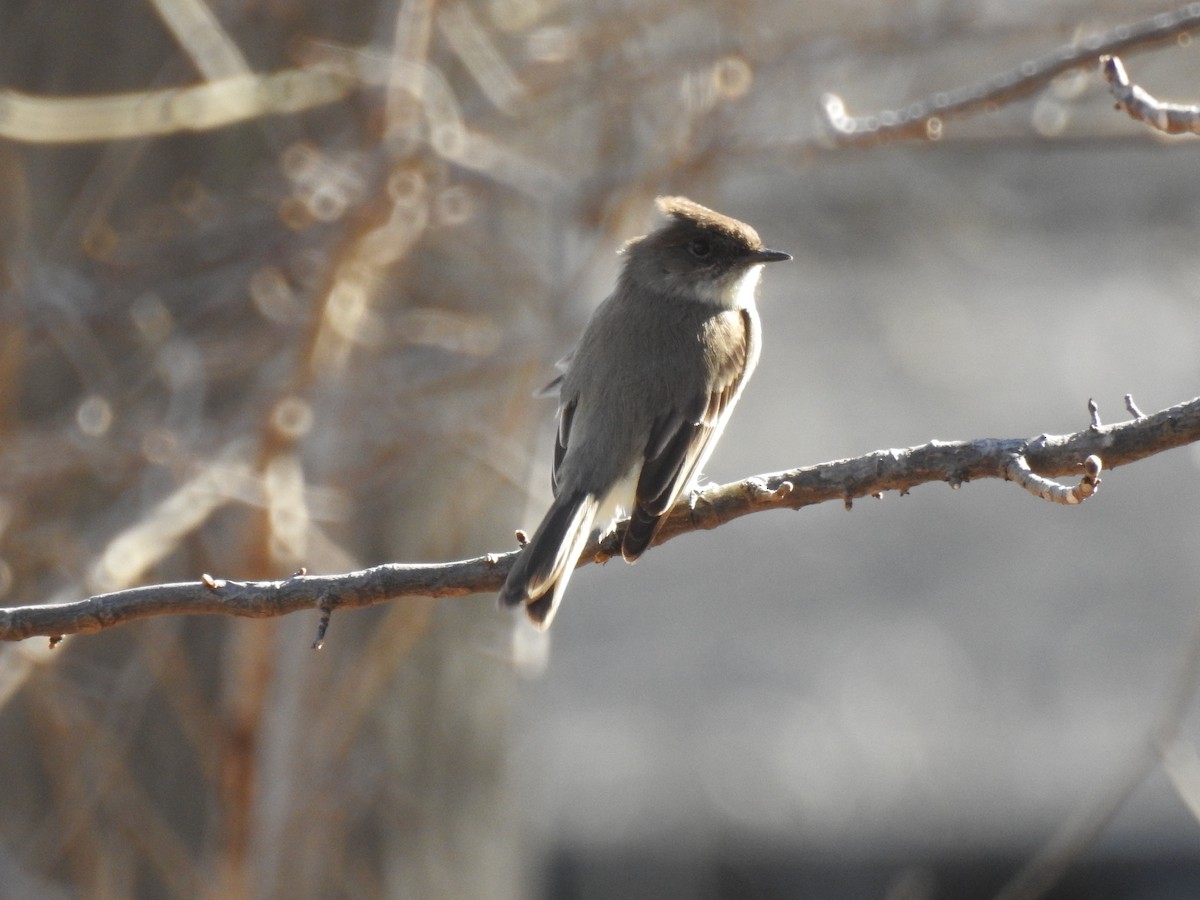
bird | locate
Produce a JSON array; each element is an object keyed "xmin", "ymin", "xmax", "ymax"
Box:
[{"xmin": 499, "ymin": 195, "xmax": 791, "ymax": 630}]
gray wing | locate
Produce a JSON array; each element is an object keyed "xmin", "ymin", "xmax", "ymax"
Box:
[
  {"xmin": 621, "ymin": 308, "xmax": 757, "ymax": 562},
  {"xmin": 550, "ymin": 397, "xmax": 575, "ymax": 497}
]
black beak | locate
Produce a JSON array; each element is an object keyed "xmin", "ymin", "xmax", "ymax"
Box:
[{"xmin": 752, "ymin": 248, "xmax": 792, "ymax": 264}]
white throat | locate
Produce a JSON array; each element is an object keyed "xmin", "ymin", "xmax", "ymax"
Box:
[{"xmin": 698, "ymin": 263, "xmax": 763, "ymax": 310}]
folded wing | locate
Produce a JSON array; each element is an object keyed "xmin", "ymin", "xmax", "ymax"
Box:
[{"xmin": 621, "ymin": 308, "xmax": 756, "ymax": 561}]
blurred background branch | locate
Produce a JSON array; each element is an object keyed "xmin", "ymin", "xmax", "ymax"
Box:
[
  {"xmin": 818, "ymin": 3, "xmax": 1200, "ymax": 146},
  {"xmin": 0, "ymin": 65, "xmax": 358, "ymax": 143}
]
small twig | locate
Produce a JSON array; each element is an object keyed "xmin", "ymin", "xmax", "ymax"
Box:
[
  {"xmin": 1004, "ymin": 454, "xmax": 1102, "ymax": 505},
  {"xmin": 1125, "ymin": 393, "xmax": 1145, "ymax": 418},
  {"xmin": 300, "ymin": 567, "xmax": 329, "ymax": 648},
  {"xmin": 820, "ymin": 4, "xmax": 1200, "ymax": 147},
  {"xmin": 1088, "ymin": 398, "xmax": 1102, "ymax": 429},
  {"xmin": 312, "ymin": 604, "xmax": 333, "ymax": 650},
  {"xmin": 1101, "ymin": 54, "xmax": 1200, "ymax": 135}
]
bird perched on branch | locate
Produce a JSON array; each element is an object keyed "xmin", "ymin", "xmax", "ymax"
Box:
[{"xmin": 500, "ymin": 196, "xmax": 791, "ymax": 630}]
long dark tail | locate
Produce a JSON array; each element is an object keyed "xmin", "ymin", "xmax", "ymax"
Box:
[{"xmin": 499, "ymin": 491, "xmax": 599, "ymax": 631}]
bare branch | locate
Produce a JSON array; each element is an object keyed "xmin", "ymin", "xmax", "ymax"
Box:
[
  {"xmin": 1101, "ymin": 53, "xmax": 1200, "ymax": 134},
  {"xmin": 820, "ymin": 4, "xmax": 1200, "ymax": 147},
  {"xmin": 0, "ymin": 559, "xmax": 507, "ymax": 644},
  {"xmin": 2, "ymin": 396, "xmax": 1198, "ymax": 644},
  {"xmin": 628, "ymin": 395, "xmax": 1199, "ymax": 553}
]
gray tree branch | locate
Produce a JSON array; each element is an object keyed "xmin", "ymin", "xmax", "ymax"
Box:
[
  {"xmin": 2, "ymin": 395, "xmax": 1197, "ymax": 645},
  {"xmin": 819, "ymin": 4, "xmax": 1200, "ymax": 147}
]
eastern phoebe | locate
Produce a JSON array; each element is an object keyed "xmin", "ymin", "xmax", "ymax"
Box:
[{"xmin": 500, "ymin": 196, "xmax": 791, "ymax": 630}]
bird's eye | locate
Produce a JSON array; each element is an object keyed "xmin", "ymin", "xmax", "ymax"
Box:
[{"xmin": 687, "ymin": 239, "xmax": 711, "ymax": 258}]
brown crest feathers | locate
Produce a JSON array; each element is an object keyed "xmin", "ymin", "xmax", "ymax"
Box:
[{"xmin": 654, "ymin": 195, "xmax": 764, "ymax": 249}]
